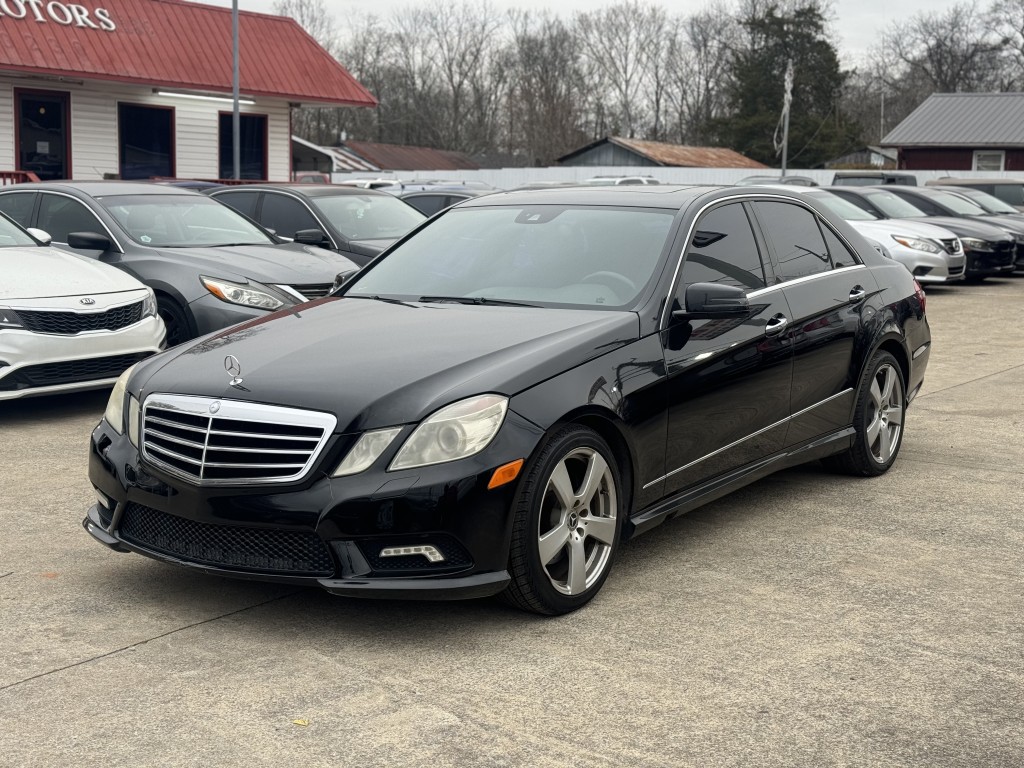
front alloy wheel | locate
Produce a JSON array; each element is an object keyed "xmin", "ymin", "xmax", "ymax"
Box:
[{"xmin": 504, "ymin": 425, "xmax": 623, "ymax": 615}]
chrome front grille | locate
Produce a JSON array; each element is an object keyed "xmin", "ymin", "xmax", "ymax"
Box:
[
  {"xmin": 288, "ymin": 283, "xmax": 333, "ymax": 300},
  {"xmin": 141, "ymin": 394, "xmax": 336, "ymax": 486}
]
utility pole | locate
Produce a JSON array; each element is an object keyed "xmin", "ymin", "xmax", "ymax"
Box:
[
  {"xmin": 232, "ymin": 0, "xmax": 240, "ymax": 180},
  {"xmin": 880, "ymin": 91, "xmax": 885, "ymax": 142},
  {"xmin": 780, "ymin": 60, "xmax": 794, "ymax": 177}
]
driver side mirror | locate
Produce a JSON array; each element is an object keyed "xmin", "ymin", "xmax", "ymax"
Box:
[
  {"xmin": 295, "ymin": 228, "xmax": 329, "ymax": 246},
  {"xmin": 27, "ymin": 227, "xmax": 52, "ymax": 245},
  {"xmin": 672, "ymin": 282, "xmax": 750, "ymax": 321},
  {"xmin": 68, "ymin": 231, "xmax": 112, "ymax": 251},
  {"xmin": 332, "ymin": 269, "xmax": 358, "ymax": 292}
]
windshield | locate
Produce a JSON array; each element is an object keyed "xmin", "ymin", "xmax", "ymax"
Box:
[
  {"xmin": 808, "ymin": 191, "xmax": 878, "ymax": 221},
  {"xmin": 345, "ymin": 205, "xmax": 676, "ymax": 309},
  {"xmin": 99, "ymin": 195, "xmax": 274, "ymax": 247},
  {"xmin": 311, "ymin": 194, "xmax": 426, "ymax": 240},
  {"xmin": 862, "ymin": 191, "xmax": 930, "ymax": 218},
  {"xmin": 951, "ymin": 188, "xmax": 1019, "ymax": 214},
  {"xmin": 0, "ymin": 213, "xmax": 39, "ymax": 247},
  {"xmin": 922, "ymin": 190, "xmax": 988, "ymax": 215}
]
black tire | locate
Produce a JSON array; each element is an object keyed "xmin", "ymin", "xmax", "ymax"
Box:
[
  {"xmin": 503, "ymin": 425, "xmax": 624, "ymax": 615},
  {"xmin": 157, "ymin": 296, "xmax": 193, "ymax": 347},
  {"xmin": 823, "ymin": 350, "xmax": 906, "ymax": 476}
]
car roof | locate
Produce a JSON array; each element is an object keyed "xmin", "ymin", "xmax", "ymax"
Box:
[
  {"xmin": 211, "ymin": 184, "xmax": 393, "ymax": 199},
  {"xmin": 9, "ymin": 181, "xmax": 207, "ymax": 198}
]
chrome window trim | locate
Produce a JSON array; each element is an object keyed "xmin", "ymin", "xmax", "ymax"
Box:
[
  {"xmin": 643, "ymin": 387, "xmax": 854, "ymax": 490},
  {"xmin": 746, "ymin": 264, "xmax": 867, "ymax": 298},
  {"xmin": 140, "ymin": 393, "xmax": 337, "ymax": 487},
  {"xmin": 660, "ymin": 192, "xmax": 868, "ymax": 329},
  {"xmin": 35, "ymin": 190, "xmax": 126, "ymax": 253}
]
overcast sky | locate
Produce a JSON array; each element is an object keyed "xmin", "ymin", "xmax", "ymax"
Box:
[{"xmin": 191, "ymin": 0, "xmax": 955, "ymax": 64}]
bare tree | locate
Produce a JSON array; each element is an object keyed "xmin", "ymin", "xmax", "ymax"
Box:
[{"xmin": 273, "ymin": 0, "xmax": 337, "ymax": 50}]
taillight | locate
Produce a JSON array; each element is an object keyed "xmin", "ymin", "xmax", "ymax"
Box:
[{"xmin": 913, "ymin": 278, "xmax": 926, "ymax": 313}]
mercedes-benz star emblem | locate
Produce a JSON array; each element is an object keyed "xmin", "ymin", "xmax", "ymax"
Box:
[
  {"xmin": 80, "ymin": 297, "xmax": 96, "ymax": 305},
  {"xmin": 209, "ymin": 401, "xmax": 221, "ymax": 414},
  {"xmin": 224, "ymin": 355, "xmax": 245, "ymax": 389}
]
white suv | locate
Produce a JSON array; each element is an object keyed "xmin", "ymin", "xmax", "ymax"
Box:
[{"xmin": 0, "ymin": 217, "xmax": 166, "ymax": 400}]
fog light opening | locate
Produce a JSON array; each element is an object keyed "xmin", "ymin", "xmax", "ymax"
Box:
[
  {"xmin": 912, "ymin": 267, "xmax": 933, "ymax": 276},
  {"xmin": 94, "ymin": 486, "xmax": 114, "ymax": 511},
  {"xmin": 379, "ymin": 545, "xmax": 446, "ymax": 563}
]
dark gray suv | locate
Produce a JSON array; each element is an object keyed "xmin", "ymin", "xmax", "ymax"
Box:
[{"xmin": 0, "ymin": 182, "xmax": 359, "ymax": 345}]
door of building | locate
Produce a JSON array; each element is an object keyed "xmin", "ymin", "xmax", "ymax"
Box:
[{"xmin": 16, "ymin": 90, "xmax": 70, "ymax": 181}]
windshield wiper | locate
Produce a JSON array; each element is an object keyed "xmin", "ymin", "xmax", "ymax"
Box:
[
  {"xmin": 346, "ymin": 294, "xmax": 417, "ymax": 307},
  {"xmin": 418, "ymin": 295, "xmax": 540, "ymax": 308}
]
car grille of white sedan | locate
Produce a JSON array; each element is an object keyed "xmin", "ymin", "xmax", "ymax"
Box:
[
  {"xmin": 140, "ymin": 394, "xmax": 337, "ymax": 486},
  {"xmin": 18, "ymin": 300, "xmax": 145, "ymax": 335}
]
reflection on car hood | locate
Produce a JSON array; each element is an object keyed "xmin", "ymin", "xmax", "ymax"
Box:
[
  {"xmin": 0, "ymin": 246, "xmax": 147, "ymax": 301},
  {"xmin": 152, "ymin": 242, "xmax": 357, "ymax": 284},
  {"xmin": 888, "ymin": 216, "xmax": 1014, "ymax": 241},
  {"xmin": 135, "ymin": 298, "xmax": 639, "ymax": 431}
]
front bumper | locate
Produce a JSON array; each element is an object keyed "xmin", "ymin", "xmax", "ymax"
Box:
[
  {"xmin": 963, "ymin": 247, "xmax": 1016, "ymax": 276},
  {"xmin": 85, "ymin": 410, "xmax": 544, "ymax": 600},
  {"xmin": 888, "ymin": 245, "xmax": 965, "ymax": 283},
  {"xmin": 0, "ymin": 316, "xmax": 165, "ymax": 400}
]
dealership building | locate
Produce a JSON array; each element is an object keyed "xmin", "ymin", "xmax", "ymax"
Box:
[{"xmin": 0, "ymin": 0, "xmax": 376, "ymax": 182}]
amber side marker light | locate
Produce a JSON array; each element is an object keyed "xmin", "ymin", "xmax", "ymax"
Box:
[{"xmin": 488, "ymin": 459, "xmax": 524, "ymax": 490}]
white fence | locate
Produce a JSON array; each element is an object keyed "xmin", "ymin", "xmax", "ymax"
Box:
[{"xmin": 331, "ymin": 166, "xmax": 1024, "ymax": 189}]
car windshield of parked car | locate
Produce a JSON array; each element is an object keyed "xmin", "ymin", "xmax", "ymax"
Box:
[
  {"xmin": 345, "ymin": 205, "xmax": 675, "ymax": 309},
  {"xmin": 311, "ymin": 194, "xmax": 426, "ymax": 241},
  {"xmin": 0, "ymin": 213, "xmax": 39, "ymax": 247},
  {"xmin": 99, "ymin": 195, "xmax": 274, "ymax": 247},
  {"xmin": 807, "ymin": 191, "xmax": 878, "ymax": 221},
  {"xmin": 954, "ymin": 189, "xmax": 1019, "ymax": 214},
  {"xmin": 862, "ymin": 191, "xmax": 930, "ymax": 218},
  {"xmin": 923, "ymin": 190, "xmax": 988, "ymax": 216}
]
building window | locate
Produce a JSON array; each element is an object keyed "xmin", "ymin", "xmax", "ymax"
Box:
[
  {"xmin": 973, "ymin": 150, "xmax": 1005, "ymax": 172},
  {"xmin": 119, "ymin": 104, "xmax": 174, "ymax": 180},
  {"xmin": 219, "ymin": 113, "xmax": 267, "ymax": 180},
  {"xmin": 15, "ymin": 89, "xmax": 70, "ymax": 181}
]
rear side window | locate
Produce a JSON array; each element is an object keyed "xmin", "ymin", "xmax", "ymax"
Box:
[
  {"xmin": 682, "ymin": 203, "xmax": 766, "ymax": 291},
  {"xmin": 820, "ymin": 225, "xmax": 859, "ymax": 269},
  {"xmin": 214, "ymin": 191, "xmax": 259, "ymax": 219},
  {"xmin": 0, "ymin": 192, "xmax": 35, "ymax": 225},
  {"xmin": 753, "ymin": 201, "xmax": 831, "ymax": 282},
  {"xmin": 37, "ymin": 194, "xmax": 104, "ymax": 243}
]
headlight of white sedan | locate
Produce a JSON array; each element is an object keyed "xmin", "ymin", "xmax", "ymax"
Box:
[
  {"xmin": 103, "ymin": 364, "xmax": 139, "ymax": 435},
  {"xmin": 891, "ymin": 235, "xmax": 943, "ymax": 254},
  {"xmin": 200, "ymin": 276, "xmax": 286, "ymax": 310},
  {"xmin": 390, "ymin": 395, "xmax": 508, "ymax": 470}
]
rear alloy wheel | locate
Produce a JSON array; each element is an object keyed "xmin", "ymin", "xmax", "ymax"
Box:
[
  {"xmin": 824, "ymin": 350, "xmax": 906, "ymax": 476},
  {"xmin": 504, "ymin": 425, "xmax": 623, "ymax": 615}
]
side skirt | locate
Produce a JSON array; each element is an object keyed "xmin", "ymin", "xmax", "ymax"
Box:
[{"xmin": 626, "ymin": 427, "xmax": 855, "ymax": 539}]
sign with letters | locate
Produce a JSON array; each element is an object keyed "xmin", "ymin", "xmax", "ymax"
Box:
[{"xmin": 0, "ymin": 0, "xmax": 116, "ymax": 31}]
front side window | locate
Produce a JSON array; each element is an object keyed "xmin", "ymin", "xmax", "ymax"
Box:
[
  {"xmin": 346, "ymin": 205, "xmax": 675, "ymax": 309},
  {"xmin": 213, "ymin": 191, "xmax": 260, "ymax": 219},
  {"xmin": 37, "ymin": 194, "xmax": 104, "ymax": 243},
  {"xmin": 919, "ymin": 190, "xmax": 987, "ymax": 216},
  {"xmin": 753, "ymin": 201, "xmax": 832, "ymax": 282},
  {"xmin": 862, "ymin": 191, "xmax": 929, "ymax": 218},
  {"xmin": 259, "ymin": 194, "xmax": 320, "ymax": 239},
  {"xmin": 99, "ymin": 194, "xmax": 274, "ymax": 247},
  {"xmin": 681, "ymin": 203, "xmax": 766, "ymax": 291},
  {"xmin": 807, "ymin": 191, "xmax": 877, "ymax": 221},
  {"xmin": 311, "ymin": 194, "xmax": 426, "ymax": 241}
]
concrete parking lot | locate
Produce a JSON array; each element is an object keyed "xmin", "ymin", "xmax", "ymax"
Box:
[{"xmin": 1, "ymin": 277, "xmax": 1022, "ymax": 768}]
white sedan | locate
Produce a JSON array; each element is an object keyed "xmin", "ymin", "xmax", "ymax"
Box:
[{"xmin": 0, "ymin": 217, "xmax": 165, "ymax": 400}]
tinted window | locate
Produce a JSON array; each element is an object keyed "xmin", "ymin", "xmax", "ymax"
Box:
[
  {"xmin": 0, "ymin": 192, "xmax": 36, "ymax": 226},
  {"xmin": 682, "ymin": 203, "xmax": 766, "ymax": 291},
  {"xmin": 917, "ymin": 191, "xmax": 986, "ymax": 215},
  {"xmin": 820, "ymin": 225, "xmax": 858, "ymax": 269},
  {"xmin": 990, "ymin": 184, "xmax": 1024, "ymax": 206},
  {"xmin": 214, "ymin": 191, "xmax": 259, "ymax": 218},
  {"xmin": 37, "ymin": 194, "xmax": 104, "ymax": 243},
  {"xmin": 259, "ymin": 193, "xmax": 320, "ymax": 239},
  {"xmin": 312, "ymin": 194, "xmax": 426, "ymax": 240},
  {"xmin": 753, "ymin": 201, "xmax": 831, "ymax": 282},
  {"xmin": 404, "ymin": 195, "xmax": 449, "ymax": 216},
  {"xmin": 808, "ymin": 191, "xmax": 877, "ymax": 221}
]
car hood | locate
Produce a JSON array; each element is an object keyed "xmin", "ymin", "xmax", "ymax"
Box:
[
  {"xmin": 0, "ymin": 246, "xmax": 146, "ymax": 301},
  {"xmin": 847, "ymin": 219, "xmax": 960, "ymax": 243},
  {"xmin": 151, "ymin": 242, "xmax": 357, "ymax": 284},
  {"xmin": 134, "ymin": 298, "xmax": 640, "ymax": 432},
  {"xmin": 973, "ymin": 214, "xmax": 1024, "ymax": 235},
  {"xmin": 888, "ymin": 216, "xmax": 1014, "ymax": 241},
  {"xmin": 347, "ymin": 238, "xmax": 395, "ymax": 259}
]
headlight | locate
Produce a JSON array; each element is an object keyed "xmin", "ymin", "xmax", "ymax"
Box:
[
  {"xmin": 128, "ymin": 396, "xmax": 141, "ymax": 447},
  {"xmin": 103, "ymin": 364, "xmax": 138, "ymax": 434},
  {"xmin": 961, "ymin": 237, "xmax": 989, "ymax": 251},
  {"xmin": 390, "ymin": 394, "xmax": 508, "ymax": 470},
  {"xmin": 0, "ymin": 307, "xmax": 24, "ymax": 329},
  {"xmin": 201, "ymin": 276, "xmax": 285, "ymax": 310},
  {"xmin": 891, "ymin": 235, "xmax": 942, "ymax": 254},
  {"xmin": 141, "ymin": 290, "xmax": 157, "ymax": 318},
  {"xmin": 332, "ymin": 427, "xmax": 402, "ymax": 477}
]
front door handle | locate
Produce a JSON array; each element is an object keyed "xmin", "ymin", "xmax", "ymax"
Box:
[
  {"xmin": 849, "ymin": 285, "xmax": 867, "ymax": 303},
  {"xmin": 765, "ymin": 314, "xmax": 789, "ymax": 336}
]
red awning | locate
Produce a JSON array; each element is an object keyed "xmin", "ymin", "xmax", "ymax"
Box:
[{"xmin": 0, "ymin": 0, "xmax": 377, "ymax": 107}]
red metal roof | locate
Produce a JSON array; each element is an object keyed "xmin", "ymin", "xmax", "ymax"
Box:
[
  {"xmin": 0, "ymin": 0, "xmax": 377, "ymax": 107},
  {"xmin": 343, "ymin": 140, "xmax": 480, "ymax": 171}
]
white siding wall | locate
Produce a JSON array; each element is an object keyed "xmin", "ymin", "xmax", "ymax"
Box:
[{"xmin": 0, "ymin": 76, "xmax": 290, "ymax": 180}]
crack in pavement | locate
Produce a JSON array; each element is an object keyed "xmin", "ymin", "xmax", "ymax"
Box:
[
  {"xmin": 901, "ymin": 456, "xmax": 1024, "ymax": 475},
  {"xmin": 0, "ymin": 590, "xmax": 299, "ymax": 694},
  {"xmin": 0, "ymin": 572, "xmax": 13, "ymax": 579},
  {"xmin": 916, "ymin": 362, "xmax": 1024, "ymax": 400}
]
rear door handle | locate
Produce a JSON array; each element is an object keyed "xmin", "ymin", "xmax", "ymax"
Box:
[
  {"xmin": 765, "ymin": 314, "xmax": 788, "ymax": 336},
  {"xmin": 849, "ymin": 285, "xmax": 866, "ymax": 303}
]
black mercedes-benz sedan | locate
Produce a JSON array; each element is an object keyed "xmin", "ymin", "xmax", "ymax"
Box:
[{"xmin": 84, "ymin": 186, "xmax": 931, "ymax": 615}]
